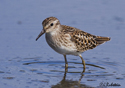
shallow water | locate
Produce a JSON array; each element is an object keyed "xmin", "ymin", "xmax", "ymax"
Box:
[
  {"xmin": 0, "ymin": 57, "xmax": 123, "ymax": 88},
  {"xmin": 0, "ymin": 0, "xmax": 125, "ymax": 88}
]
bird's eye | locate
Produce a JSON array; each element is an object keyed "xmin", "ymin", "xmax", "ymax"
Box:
[{"xmin": 50, "ymin": 23, "xmax": 53, "ymax": 26}]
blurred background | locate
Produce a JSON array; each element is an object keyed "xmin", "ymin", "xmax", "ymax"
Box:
[{"xmin": 0, "ymin": 0, "xmax": 125, "ymax": 88}]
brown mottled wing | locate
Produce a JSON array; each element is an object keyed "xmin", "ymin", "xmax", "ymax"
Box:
[
  {"xmin": 61, "ymin": 25, "xmax": 110, "ymax": 52},
  {"xmin": 70, "ymin": 29, "xmax": 110, "ymax": 52},
  {"xmin": 70, "ymin": 30, "xmax": 98, "ymax": 52}
]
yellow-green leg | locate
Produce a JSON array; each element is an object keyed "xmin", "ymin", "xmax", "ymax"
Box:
[
  {"xmin": 79, "ymin": 54, "xmax": 86, "ymax": 71},
  {"xmin": 63, "ymin": 55, "xmax": 68, "ymax": 68}
]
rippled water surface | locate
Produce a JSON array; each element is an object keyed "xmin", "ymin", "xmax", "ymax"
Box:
[{"xmin": 0, "ymin": 0, "xmax": 125, "ymax": 88}]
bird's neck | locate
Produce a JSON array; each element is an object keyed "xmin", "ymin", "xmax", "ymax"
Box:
[{"xmin": 48, "ymin": 25, "xmax": 62, "ymax": 36}]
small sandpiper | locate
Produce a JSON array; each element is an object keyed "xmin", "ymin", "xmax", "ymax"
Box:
[{"xmin": 36, "ymin": 17, "xmax": 110, "ymax": 71}]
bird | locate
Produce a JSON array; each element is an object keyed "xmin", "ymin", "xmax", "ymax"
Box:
[{"xmin": 36, "ymin": 17, "xmax": 110, "ymax": 71}]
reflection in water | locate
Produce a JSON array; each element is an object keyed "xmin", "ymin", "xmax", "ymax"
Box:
[
  {"xmin": 23, "ymin": 60, "xmax": 117, "ymax": 88},
  {"xmin": 51, "ymin": 67, "xmax": 93, "ymax": 88},
  {"xmin": 23, "ymin": 60, "xmax": 105, "ymax": 70},
  {"xmin": 86, "ymin": 63, "xmax": 105, "ymax": 69}
]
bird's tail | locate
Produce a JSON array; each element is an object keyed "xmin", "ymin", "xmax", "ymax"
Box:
[{"xmin": 95, "ymin": 36, "xmax": 111, "ymax": 45}]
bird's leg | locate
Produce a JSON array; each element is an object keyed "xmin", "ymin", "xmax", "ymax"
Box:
[
  {"xmin": 63, "ymin": 55, "xmax": 68, "ymax": 68},
  {"xmin": 79, "ymin": 55, "xmax": 86, "ymax": 71}
]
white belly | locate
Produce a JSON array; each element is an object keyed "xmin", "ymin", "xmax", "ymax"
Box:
[{"xmin": 45, "ymin": 33, "xmax": 81, "ymax": 56}]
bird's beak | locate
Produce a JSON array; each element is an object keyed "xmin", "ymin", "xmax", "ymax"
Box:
[{"xmin": 36, "ymin": 29, "xmax": 45, "ymax": 41}]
